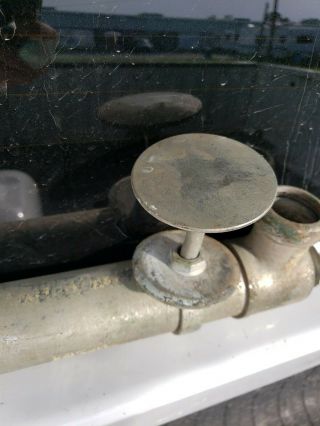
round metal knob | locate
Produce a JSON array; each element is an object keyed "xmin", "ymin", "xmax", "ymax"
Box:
[
  {"xmin": 98, "ymin": 92, "xmax": 202, "ymax": 127},
  {"xmin": 132, "ymin": 133, "xmax": 277, "ymax": 308}
]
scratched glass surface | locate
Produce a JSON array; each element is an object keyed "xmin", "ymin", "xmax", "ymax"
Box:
[{"xmin": 0, "ymin": 0, "xmax": 319, "ymax": 280}]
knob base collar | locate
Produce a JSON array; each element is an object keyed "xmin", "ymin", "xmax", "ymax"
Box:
[{"xmin": 133, "ymin": 230, "xmax": 242, "ymax": 309}]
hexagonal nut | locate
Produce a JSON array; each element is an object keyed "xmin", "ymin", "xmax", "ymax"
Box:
[{"xmin": 170, "ymin": 250, "xmax": 207, "ymax": 277}]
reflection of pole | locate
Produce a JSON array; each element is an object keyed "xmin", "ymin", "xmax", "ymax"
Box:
[
  {"xmin": 267, "ymin": 0, "xmax": 279, "ymax": 57},
  {"xmin": 257, "ymin": 2, "xmax": 269, "ymax": 56}
]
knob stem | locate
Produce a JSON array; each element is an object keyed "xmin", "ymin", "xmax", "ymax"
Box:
[{"xmin": 180, "ymin": 231, "xmax": 205, "ymax": 260}]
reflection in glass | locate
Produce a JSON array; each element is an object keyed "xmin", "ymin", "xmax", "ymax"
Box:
[{"xmin": 0, "ymin": 0, "xmax": 320, "ymax": 278}]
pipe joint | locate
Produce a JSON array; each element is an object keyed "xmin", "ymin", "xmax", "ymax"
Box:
[{"xmin": 228, "ymin": 186, "xmax": 320, "ymax": 316}]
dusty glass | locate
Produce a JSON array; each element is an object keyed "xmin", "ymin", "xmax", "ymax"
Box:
[{"xmin": 0, "ymin": 0, "xmax": 319, "ymax": 280}]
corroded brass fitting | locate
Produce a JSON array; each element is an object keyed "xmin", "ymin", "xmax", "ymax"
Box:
[{"xmin": 228, "ymin": 186, "xmax": 320, "ymax": 316}]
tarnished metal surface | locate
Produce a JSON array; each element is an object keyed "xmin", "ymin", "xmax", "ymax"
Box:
[
  {"xmin": 0, "ymin": 261, "xmax": 178, "ymax": 373},
  {"xmin": 0, "ymin": 260, "xmax": 245, "ymax": 374},
  {"xmin": 1, "ymin": 185, "xmax": 319, "ymax": 373},
  {"xmin": 133, "ymin": 230, "xmax": 244, "ymax": 308},
  {"xmin": 132, "ymin": 133, "xmax": 277, "ymax": 308},
  {"xmin": 180, "ymin": 231, "xmax": 205, "ymax": 260},
  {"xmin": 98, "ymin": 92, "xmax": 202, "ymax": 127},
  {"xmin": 132, "ymin": 133, "xmax": 278, "ymax": 233},
  {"xmin": 229, "ymin": 186, "xmax": 320, "ymax": 315}
]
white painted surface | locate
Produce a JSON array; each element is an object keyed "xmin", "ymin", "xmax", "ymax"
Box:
[{"xmin": 1, "ymin": 286, "xmax": 320, "ymax": 425}]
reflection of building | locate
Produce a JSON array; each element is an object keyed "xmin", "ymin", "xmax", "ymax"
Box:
[
  {"xmin": 41, "ymin": 7, "xmax": 320, "ymax": 64},
  {"xmin": 269, "ymin": 26, "xmax": 320, "ymax": 64},
  {"xmin": 41, "ymin": 7, "xmax": 252, "ymax": 53}
]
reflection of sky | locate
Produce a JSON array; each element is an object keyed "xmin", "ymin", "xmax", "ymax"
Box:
[{"xmin": 44, "ymin": 0, "xmax": 320, "ymax": 21}]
